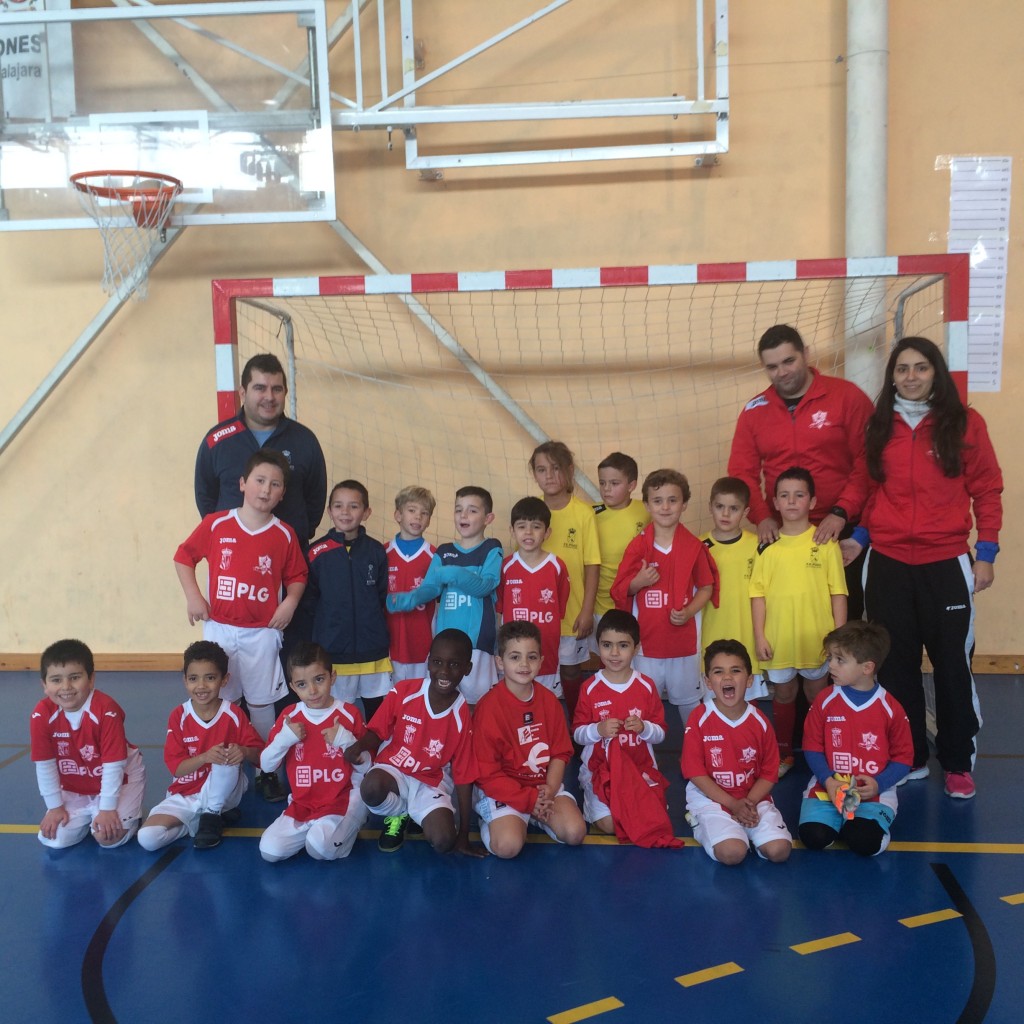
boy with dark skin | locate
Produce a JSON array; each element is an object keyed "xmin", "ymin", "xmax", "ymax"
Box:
[{"xmin": 346, "ymin": 629, "xmax": 486, "ymax": 857}]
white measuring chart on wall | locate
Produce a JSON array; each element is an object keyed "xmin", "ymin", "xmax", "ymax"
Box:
[{"xmin": 946, "ymin": 155, "xmax": 1012, "ymax": 393}]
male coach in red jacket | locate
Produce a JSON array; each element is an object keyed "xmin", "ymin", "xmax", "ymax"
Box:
[{"xmin": 728, "ymin": 324, "xmax": 874, "ymax": 617}]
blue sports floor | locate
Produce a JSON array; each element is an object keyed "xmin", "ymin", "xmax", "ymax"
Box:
[{"xmin": 3, "ymin": 670, "xmax": 1023, "ymax": 1024}]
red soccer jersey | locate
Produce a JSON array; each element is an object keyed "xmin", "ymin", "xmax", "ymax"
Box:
[
  {"xmin": 29, "ymin": 690, "xmax": 134, "ymax": 797},
  {"xmin": 385, "ymin": 538, "xmax": 436, "ymax": 663},
  {"xmin": 268, "ymin": 701, "xmax": 367, "ymax": 820},
  {"xmin": 473, "ymin": 681, "xmax": 573, "ymax": 813},
  {"xmin": 572, "ymin": 670, "xmax": 666, "ymax": 778},
  {"xmin": 496, "ymin": 552, "xmax": 570, "ymax": 677},
  {"xmin": 611, "ymin": 524, "xmax": 717, "ymax": 658},
  {"xmin": 174, "ymin": 509, "xmax": 307, "ymax": 628},
  {"xmin": 681, "ymin": 700, "xmax": 780, "ymax": 802},
  {"xmin": 803, "ymin": 684, "xmax": 914, "ymax": 800},
  {"xmin": 368, "ymin": 677, "xmax": 477, "ymax": 787},
  {"xmin": 164, "ymin": 700, "xmax": 264, "ymax": 797}
]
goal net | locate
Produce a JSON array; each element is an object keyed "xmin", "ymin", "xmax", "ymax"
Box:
[{"xmin": 211, "ymin": 256, "xmax": 968, "ymax": 544}]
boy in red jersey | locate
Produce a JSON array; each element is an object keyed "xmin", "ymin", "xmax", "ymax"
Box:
[
  {"xmin": 30, "ymin": 639, "xmax": 146, "ymax": 850},
  {"xmin": 799, "ymin": 622, "xmax": 913, "ymax": 857},
  {"xmin": 496, "ymin": 497, "xmax": 570, "ymax": 696},
  {"xmin": 611, "ymin": 468, "xmax": 717, "ymax": 725},
  {"xmin": 473, "ymin": 622, "xmax": 586, "ymax": 858},
  {"xmin": 345, "ymin": 629, "xmax": 486, "ymax": 857},
  {"xmin": 138, "ymin": 641, "xmax": 263, "ymax": 852},
  {"xmin": 573, "ymin": 610, "xmax": 681, "ymax": 848},
  {"xmin": 259, "ymin": 643, "xmax": 370, "ymax": 862},
  {"xmin": 174, "ymin": 449, "xmax": 308, "ymax": 801},
  {"xmin": 682, "ymin": 639, "xmax": 791, "ymax": 865},
  {"xmin": 386, "ymin": 485, "xmax": 438, "ymax": 683}
]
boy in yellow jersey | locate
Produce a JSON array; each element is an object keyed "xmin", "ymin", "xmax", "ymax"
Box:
[
  {"xmin": 592, "ymin": 452, "xmax": 649, "ymax": 638},
  {"xmin": 750, "ymin": 467, "xmax": 848, "ymax": 775},
  {"xmin": 699, "ymin": 477, "xmax": 767, "ymax": 700}
]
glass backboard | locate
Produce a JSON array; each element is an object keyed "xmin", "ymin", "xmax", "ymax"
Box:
[{"xmin": 0, "ymin": 0, "xmax": 335, "ymax": 229}]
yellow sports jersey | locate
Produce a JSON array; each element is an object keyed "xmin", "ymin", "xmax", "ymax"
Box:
[
  {"xmin": 544, "ymin": 495, "xmax": 601, "ymax": 636},
  {"xmin": 749, "ymin": 527, "xmax": 848, "ymax": 671},
  {"xmin": 699, "ymin": 530, "xmax": 762, "ymax": 668},
  {"xmin": 593, "ymin": 498, "xmax": 649, "ymax": 616}
]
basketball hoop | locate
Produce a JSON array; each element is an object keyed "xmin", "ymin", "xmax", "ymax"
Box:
[{"xmin": 70, "ymin": 170, "xmax": 183, "ymax": 301}]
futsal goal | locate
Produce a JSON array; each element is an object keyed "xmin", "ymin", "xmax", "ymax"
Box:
[{"xmin": 210, "ymin": 255, "xmax": 968, "ymax": 543}]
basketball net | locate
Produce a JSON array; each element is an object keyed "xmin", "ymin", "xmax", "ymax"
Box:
[{"xmin": 70, "ymin": 171, "xmax": 183, "ymax": 301}]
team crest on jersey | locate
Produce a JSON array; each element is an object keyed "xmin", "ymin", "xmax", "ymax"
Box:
[
  {"xmin": 745, "ymin": 395, "xmax": 769, "ymax": 411},
  {"xmin": 219, "ymin": 546, "xmax": 233, "ymax": 570},
  {"xmin": 709, "ymin": 745, "xmax": 724, "ymax": 768},
  {"xmin": 426, "ymin": 739, "xmax": 445, "ymax": 759},
  {"xmin": 322, "ymin": 743, "xmax": 342, "ymax": 761},
  {"xmin": 629, "ymin": 707, "xmax": 642, "ymax": 718},
  {"xmin": 831, "ymin": 727, "xmax": 843, "ymax": 748},
  {"xmin": 523, "ymin": 712, "xmax": 534, "ymax": 724},
  {"xmin": 809, "ymin": 410, "xmax": 831, "ymax": 430},
  {"xmin": 517, "ymin": 723, "xmax": 541, "ymax": 744},
  {"xmin": 741, "ymin": 746, "xmax": 757, "ymax": 763},
  {"xmin": 57, "ymin": 741, "xmax": 69, "ymax": 756},
  {"xmin": 511, "ymin": 587, "xmax": 523, "ymax": 605},
  {"xmin": 860, "ymin": 731, "xmax": 880, "ymax": 751},
  {"xmin": 365, "ymin": 566, "xmax": 376, "ymax": 585},
  {"xmin": 565, "ymin": 527, "xmax": 578, "ymax": 550},
  {"xmin": 255, "ymin": 555, "xmax": 273, "ymax": 575},
  {"xmin": 80, "ymin": 745, "xmax": 96, "ymax": 761},
  {"xmin": 539, "ymin": 588, "xmax": 554, "ymax": 605},
  {"xmin": 403, "ymin": 724, "xmax": 417, "ymax": 744},
  {"xmin": 294, "ymin": 741, "xmax": 306, "ymax": 761}
]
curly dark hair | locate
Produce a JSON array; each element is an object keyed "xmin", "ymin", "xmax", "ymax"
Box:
[{"xmin": 866, "ymin": 337, "xmax": 967, "ymax": 481}]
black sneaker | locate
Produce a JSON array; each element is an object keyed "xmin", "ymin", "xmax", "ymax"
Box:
[
  {"xmin": 193, "ymin": 812, "xmax": 224, "ymax": 850},
  {"xmin": 220, "ymin": 807, "xmax": 242, "ymax": 826},
  {"xmin": 378, "ymin": 813, "xmax": 409, "ymax": 852},
  {"xmin": 256, "ymin": 771, "xmax": 288, "ymax": 803}
]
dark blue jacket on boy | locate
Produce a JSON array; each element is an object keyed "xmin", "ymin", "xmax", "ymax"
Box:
[{"xmin": 307, "ymin": 526, "xmax": 390, "ymax": 664}]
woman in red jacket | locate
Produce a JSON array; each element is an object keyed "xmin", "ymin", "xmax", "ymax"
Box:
[{"xmin": 844, "ymin": 338, "xmax": 1002, "ymax": 800}]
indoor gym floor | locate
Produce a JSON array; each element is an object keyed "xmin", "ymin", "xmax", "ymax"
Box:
[{"xmin": 2, "ymin": 669, "xmax": 1022, "ymax": 1024}]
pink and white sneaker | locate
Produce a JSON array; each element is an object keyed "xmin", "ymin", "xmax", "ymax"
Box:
[{"xmin": 944, "ymin": 771, "xmax": 976, "ymax": 800}]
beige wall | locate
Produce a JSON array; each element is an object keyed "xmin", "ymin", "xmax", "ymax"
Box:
[{"xmin": 2, "ymin": 1, "xmax": 1019, "ymax": 662}]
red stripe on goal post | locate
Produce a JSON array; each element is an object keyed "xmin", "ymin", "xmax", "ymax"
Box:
[
  {"xmin": 796, "ymin": 258, "xmax": 848, "ymax": 279},
  {"xmin": 212, "ymin": 278, "xmax": 274, "ymax": 419},
  {"xmin": 411, "ymin": 273, "xmax": 460, "ymax": 292},
  {"xmin": 898, "ymin": 253, "xmax": 970, "ymax": 323},
  {"xmin": 697, "ymin": 262, "xmax": 748, "ymax": 283},
  {"xmin": 505, "ymin": 269, "xmax": 553, "ymax": 289},
  {"xmin": 318, "ymin": 275, "xmax": 367, "ymax": 295},
  {"xmin": 600, "ymin": 266, "xmax": 649, "ymax": 286}
]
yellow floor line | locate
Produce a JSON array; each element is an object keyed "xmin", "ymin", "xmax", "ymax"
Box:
[
  {"xmin": 676, "ymin": 962, "xmax": 744, "ymax": 987},
  {"xmin": 791, "ymin": 932, "xmax": 861, "ymax": 955},
  {"xmin": 899, "ymin": 908, "xmax": 962, "ymax": 928},
  {"xmin": 1000, "ymin": 892, "xmax": 1024, "ymax": 905},
  {"xmin": 547, "ymin": 996, "xmax": 624, "ymax": 1024}
]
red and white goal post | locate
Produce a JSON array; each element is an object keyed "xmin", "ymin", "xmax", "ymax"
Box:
[{"xmin": 210, "ymin": 254, "xmax": 968, "ymax": 543}]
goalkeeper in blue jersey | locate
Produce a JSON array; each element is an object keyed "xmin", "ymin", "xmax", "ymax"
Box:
[{"xmin": 387, "ymin": 486, "xmax": 503, "ymax": 704}]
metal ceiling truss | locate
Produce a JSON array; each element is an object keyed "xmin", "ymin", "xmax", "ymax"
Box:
[{"xmin": 332, "ymin": 0, "xmax": 730, "ymax": 169}]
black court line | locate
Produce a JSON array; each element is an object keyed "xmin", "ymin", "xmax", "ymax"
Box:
[
  {"xmin": 81, "ymin": 846, "xmax": 184, "ymax": 1023},
  {"xmin": 0, "ymin": 746, "xmax": 29, "ymax": 770},
  {"xmin": 931, "ymin": 862, "xmax": 996, "ymax": 1024}
]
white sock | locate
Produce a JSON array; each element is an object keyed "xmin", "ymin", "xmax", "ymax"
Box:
[
  {"xmin": 368, "ymin": 791, "xmax": 403, "ymax": 817},
  {"xmin": 137, "ymin": 823, "xmax": 187, "ymax": 851},
  {"xmin": 248, "ymin": 703, "xmax": 276, "ymax": 744}
]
